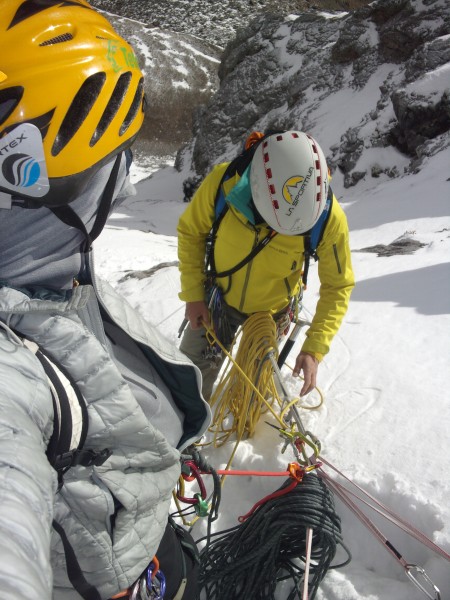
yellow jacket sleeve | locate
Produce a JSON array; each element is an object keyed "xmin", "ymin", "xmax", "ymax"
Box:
[
  {"xmin": 177, "ymin": 164, "xmax": 229, "ymax": 302},
  {"xmin": 301, "ymin": 197, "xmax": 355, "ymax": 360}
]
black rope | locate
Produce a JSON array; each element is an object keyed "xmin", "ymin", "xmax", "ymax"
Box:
[{"xmin": 197, "ymin": 473, "xmax": 351, "ymax": 600}]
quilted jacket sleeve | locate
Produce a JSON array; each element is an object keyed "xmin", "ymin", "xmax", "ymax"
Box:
[{"xmin": 0, "ymin": 329, "xmax": 56, "ymax": 600}]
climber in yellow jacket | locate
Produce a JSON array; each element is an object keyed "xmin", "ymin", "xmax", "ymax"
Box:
[{"xmin": 177, "ymin": 130, "xmax": 355, "ymax": 400}]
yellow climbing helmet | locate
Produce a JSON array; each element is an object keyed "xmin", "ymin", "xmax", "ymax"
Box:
[{"xmin": 0, "ymin": 0, "xmax": 145, "ymax": 205}]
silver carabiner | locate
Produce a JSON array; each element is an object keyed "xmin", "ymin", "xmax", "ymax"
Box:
[
  {"xmin": 129, "ymin": 579, "xmax": 141, "ymax": 600},
  {"xmin": 405, "ymin": 564, "xmax": 441, "ymax": 600}
]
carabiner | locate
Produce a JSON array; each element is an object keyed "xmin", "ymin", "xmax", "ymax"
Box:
[
  {"xmin": 193, "ymin": 493, "xmax": 209, "ymax": 517},
  {"xmin": 129, "ymin": 579, "xmax": 141, "ymax": 600},
  {"xmin": 405, "ymin": 564, "xmax": 441, "ymax": 600},
  {"xmin": 139, "ymin": 563, "xmax": 166, "ymax": 600},
  {"xmin": 177, "ymin": 460, "xmax": 207, "ymax": 504}
]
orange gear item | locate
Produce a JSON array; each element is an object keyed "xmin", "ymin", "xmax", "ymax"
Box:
[{"xmin": 244, "ymin": 130, "xmax": 265, "ymax": 150}]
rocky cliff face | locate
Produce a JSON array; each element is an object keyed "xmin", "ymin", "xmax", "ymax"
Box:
[
  {"xmin": 104, "ymin": 13, "xmax": 221, "ymax": 163},
  {"xmin": 92, "ymin": 0, "xmax": 373, "ymax": 165},
  {"xmin": 91, "ymin": 0, "xmax": 371, "ymax": 48},
  {"xmin": 177, "ymin": 0, "xmax": 450, "ymax": 188}
]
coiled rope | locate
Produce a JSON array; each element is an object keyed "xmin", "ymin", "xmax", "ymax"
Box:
[
  {"xmin": 208, "ymin": 312, "xmax": 279, "ymax": 444},
  {"xmin": 197, "ymin": 473, "xmax": 351, "ymax": 600},
  {"xmin": 206, "ymin": 312, "xmax": 323, "ymax": 448}
]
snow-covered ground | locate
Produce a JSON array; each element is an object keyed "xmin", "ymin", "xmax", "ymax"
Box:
[{"xmin": 94, "ymin": 129, "xmax": 450, "ymax": 598}]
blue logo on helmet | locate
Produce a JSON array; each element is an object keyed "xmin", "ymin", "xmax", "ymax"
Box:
[{"xmin": 2, "ymin": 153, "xmax": 41, "ymax": 188}]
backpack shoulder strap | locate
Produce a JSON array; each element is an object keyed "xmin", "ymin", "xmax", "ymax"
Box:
[
  {"xmin": 52, "ymin": 519, "xmax": 102, "ymax": 600},
  {"xmin": 213, "ymin": 146, "xmax": 257, "ymax": 221},
  {"xmin": 302, "ymin": 186, "xmax": 334, "ymax": 286},
  {"xmin": 12, "ymin": 335, "xmax": 112, "ymax": 600},
  {"xmin": 21, "ymin": 338, "xmax": 112, "ymax": 485},
  {"xmin": 206, "ymin": 133, "xmax": 270, "ymax": 277},
  {"xmin": 50, "ymin": 152, "xmax": 122, "ymax": 253}
]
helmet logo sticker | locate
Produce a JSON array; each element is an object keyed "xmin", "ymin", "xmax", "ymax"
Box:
[
  {"xmin": 282, "ymin": 166, "xmax": 313, "ymax": 207},
  {"xmin": 106, "ymin": 39, "xmax": 140, "ymax": 73},
  {"xmin": 0, "ymin": 123, "xmax": 49, "ymax": 198},
  {"xmin": 3, "ymin": 154, "xmax": 40, "ymax": 188}
]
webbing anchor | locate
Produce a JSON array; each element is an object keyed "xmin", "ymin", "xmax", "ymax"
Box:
[{"xmin": 405, "ymin": 564, "xmax": 441, "ymax": 600}]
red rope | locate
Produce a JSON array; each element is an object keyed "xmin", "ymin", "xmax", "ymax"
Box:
[
  {"xmin": 215, "ymin": 469, "xmax": 293, "ymax": 477},
  {"xmin": 238, "ymin": 478, "xmax": 299, "ymax": 522}
]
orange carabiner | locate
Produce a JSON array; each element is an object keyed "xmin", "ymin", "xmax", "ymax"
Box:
[{"xmin": 287, "ymin": 462, "xmax": 305, "ymax": 482}]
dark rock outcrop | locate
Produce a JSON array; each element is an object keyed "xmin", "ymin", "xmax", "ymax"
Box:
[
  {"xmin": 91, "ymin": 0, "xmax": 372, "ymax": 48},
  {"xmin": 177, "ymin": 0, "xmax": 450, "ymax": 188},
  {"xmin": 355, "ymin": 236, "xmax": 427, "ymax": 256},
  {"xmin": 105, "ymin": 14, "xmax": 221, "ymax": 160}
]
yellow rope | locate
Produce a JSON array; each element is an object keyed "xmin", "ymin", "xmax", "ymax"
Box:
[
  {"xmin": 207, "ymin": 312, "xmax": 284, "ymax": 445},
  {"xmin": 204, "ymin": 312, "xmax": 324, "ymax": 445},
  {"xmin": 173, "ymin": 312, "xmax": 324, "ymax": 526},
  {"xmin": 279, "ymin": 361, "xmax": 324, "ymax": 413}
]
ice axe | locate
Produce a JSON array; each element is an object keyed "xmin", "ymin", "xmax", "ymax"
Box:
[{"xmin": 277, "ymin": 316, "xmax": 311, "ymax": 368}]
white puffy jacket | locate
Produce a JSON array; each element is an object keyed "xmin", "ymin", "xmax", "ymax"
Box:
[{"xmin": 0, "ymin": 259, "xmax": 210, "ymax": 599}]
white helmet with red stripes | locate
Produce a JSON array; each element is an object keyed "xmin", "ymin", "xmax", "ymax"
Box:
[{"xmin": 250, "ymin": 131, "xmax": 329, "ymax": 235}]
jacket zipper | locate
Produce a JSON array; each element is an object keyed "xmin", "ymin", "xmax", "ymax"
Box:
[
  {"xmin": 333, "ymin": 243, "xmax": 342, "ymax": 274},
  {"xmin": 284, "ymin": 277, "xmax": 292, "ymax": 298},
  {"xmin": 239, "ymin": 226, "xmax": 259, "ymax": 312}
]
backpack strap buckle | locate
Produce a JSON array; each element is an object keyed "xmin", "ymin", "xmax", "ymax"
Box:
[{"xmin": 54, "ymin": 448, "xmax": 112, "ymax": 471}]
